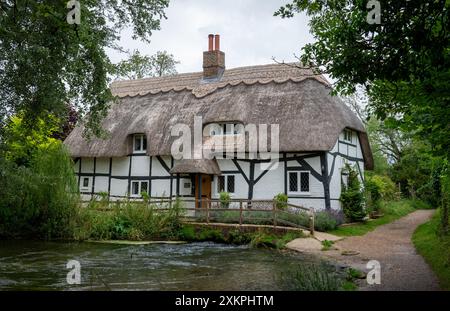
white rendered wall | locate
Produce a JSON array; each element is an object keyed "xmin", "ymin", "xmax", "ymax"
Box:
[{"xmin": 74, "ymin": 129, "xmax": 368, "ymax": 213}]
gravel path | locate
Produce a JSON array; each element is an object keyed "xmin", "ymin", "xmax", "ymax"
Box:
[
  {"xmin": 329, "ymin": 210, "xmax": 440, "ymax": 290},
  {"xmin": 288, "ymin": 210, "xmax": 440, "ymax": 290}
]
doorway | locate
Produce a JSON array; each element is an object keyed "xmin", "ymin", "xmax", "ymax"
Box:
[{"xmin": 195, "ymin": 174, "xmax": 212, "ymax": 208}]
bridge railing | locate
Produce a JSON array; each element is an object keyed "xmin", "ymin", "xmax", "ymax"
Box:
[{"xmin": 81, "ymin": 197, "xmax": 315, "ymax": 235}]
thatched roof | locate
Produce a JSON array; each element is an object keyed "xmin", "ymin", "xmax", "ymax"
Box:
[
  {"xmin": 64, "ymin": 63, "xmax": 373, "ymax": 169},
  {"xmin": 170, "ymin": 159, "xmax": 221, "ymax": 175}
]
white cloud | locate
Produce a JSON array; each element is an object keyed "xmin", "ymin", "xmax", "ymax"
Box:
[{"xmin": 108, "ymin": 0, "xmax": 314, "ymax": 73}]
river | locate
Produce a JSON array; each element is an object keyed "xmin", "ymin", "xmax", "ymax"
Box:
[{"xmin": 0, "ymin": 240, "xmax": 328, "ymax": 291}]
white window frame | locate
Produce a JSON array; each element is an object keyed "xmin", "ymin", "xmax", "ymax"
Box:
[
  {"xmin": 130, "ymin": 180, "xmax": 149, "ymax": 197},
  {"xmin": 343, "ymin": 129, "xmax": 352, "ymax": 143},
  {"xmin": 133, "ymin": 134, "xmax": 147, "ymax": 153},
  {"xmin": 216, "ymin": 174, "xmax": 236, "ymax": 195},
  {"xmin": 80, "ymin": 177, "xmax": 91, "ymax": 192},
  {"xmin": 287, "ymin": 171, "xmax": 311, "ymax": 195}
]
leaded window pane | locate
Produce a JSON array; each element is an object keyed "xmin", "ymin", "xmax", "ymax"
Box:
[
  {"xmin": 142, "ymin": 137, "xmax": 147, "ymax": 151},
  {"xmin": 227, "ymin": 175, "xmax": 235, "ymax": 193},
  {"xmin": 141, "ymin": 182, "xmax": 148, "ymax": 194},
  {"xmin": 132, "ymin": 182, "xmax": 139, "ymax": 195},
  {"xmin": 218, "ymin": 176, "xmax": 225, "ymax": 192},
  {"xmin": 289, "ymin": 172, "xmax": 298, "ymax": 192},
  {"xmin": 300, "ymin": 172, "xmax": 309, "ymax": 192}
]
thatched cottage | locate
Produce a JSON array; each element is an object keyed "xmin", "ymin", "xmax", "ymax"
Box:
[{"xmin": 64, "ymin": 34, "xmax": 373, "ymax": 211}]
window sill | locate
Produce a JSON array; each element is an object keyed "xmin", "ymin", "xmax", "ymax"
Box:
[{"xmin": 288, "ymin": 192, "xmax": 311, "ymax": 196}]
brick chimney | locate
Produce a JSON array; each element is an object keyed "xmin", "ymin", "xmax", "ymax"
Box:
[{"xmin": 203, "ymin": 34, "xmax": 225, "ymax": 79}]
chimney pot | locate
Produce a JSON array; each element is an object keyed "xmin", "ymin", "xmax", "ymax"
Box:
[
  {"xmin": 208, "ymin": 34, "xmax": 214, "ymax": 52},
  {"xmin": 214, "ymin": 34, "xmax": 220, "ymax": 51}
]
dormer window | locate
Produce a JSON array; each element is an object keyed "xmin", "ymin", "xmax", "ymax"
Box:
[
  {"xmin": 343, "ymin": 129, "xmax": 352, "ymax": 142},
  {"xmin": 209, "ymin": 123, "xmax": 243, "ymax": 136},
  {"xmin": 133, "ymin": 134, "xmax": 147, "ymax": 153}
]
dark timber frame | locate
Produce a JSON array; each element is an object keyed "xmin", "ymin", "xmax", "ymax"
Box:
[{"xmin": 75, "ymin": 150, "xmax": 365, "ymax": 207}]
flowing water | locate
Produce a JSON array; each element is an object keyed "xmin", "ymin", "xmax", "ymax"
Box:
[{"xmin": 0, "ymin": 240, "xmax": 324, "ymax": 291}]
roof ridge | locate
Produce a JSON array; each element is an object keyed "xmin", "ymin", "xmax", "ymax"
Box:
[
  {"xmin": 111, "ymin": 62, "xmax": 311, "ymax": 86},
  {"xmin": 110, "ymin": 62, "xmax": 329, "ymax": 98}
]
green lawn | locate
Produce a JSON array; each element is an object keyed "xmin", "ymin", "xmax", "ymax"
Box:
[
  {"xmin": 330, "ymin": 199, "xmax": 427, "ymax": 237},
  {"xmin": 413, "ymin": 210, "xmax": 450, "ymax": 290}
]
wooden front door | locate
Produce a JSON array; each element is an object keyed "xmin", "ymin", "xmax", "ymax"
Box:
[{"xmin": 195, "ymin": 174, "xmax": 212, "ymax": 208}]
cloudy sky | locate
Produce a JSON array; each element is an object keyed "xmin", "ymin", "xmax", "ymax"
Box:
[{"xmin": 108, "ymin": 0, "xmax": 314, "ymax": 73}]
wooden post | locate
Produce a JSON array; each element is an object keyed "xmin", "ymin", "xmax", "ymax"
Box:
[
  {"xmin": 239, "ymin": 200, "xmax": 243, "ymax": 226},
  {"xmin": 273, "ymin": 200, "xmax": 277, "ymax": 228},
  {"xmin": 309, "ymin": 207, "xmax": 315, "ymax": 236},
  {"xmin": 206, "ymin": 199, "xmax": 210, "ymax": 224}
]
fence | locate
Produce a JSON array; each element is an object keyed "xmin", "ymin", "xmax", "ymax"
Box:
[{"xmin": 82, "ymin": 197, "xmax": 315, "ymax": 235}]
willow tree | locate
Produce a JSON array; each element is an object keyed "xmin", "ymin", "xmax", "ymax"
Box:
[{"xmin": 0, "ymin": 0, "xmax": 169, "ymax": 138}]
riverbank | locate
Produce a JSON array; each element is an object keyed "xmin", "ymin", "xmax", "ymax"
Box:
[{"xmin": 287, "ymin": 210, "xmax": 440, "ymax": 290}]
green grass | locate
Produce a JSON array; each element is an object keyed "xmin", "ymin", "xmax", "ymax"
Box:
[
  {"xmin": 330, "ymin": 199, "xmax": 426, "ymax": 236},
  {"xmin": 413, "ymin": 210, "xmax": 450, "ymax": 290},
  {"xmin": 321, "ymin": 240, "xmax": 334, "ymax": 251}
]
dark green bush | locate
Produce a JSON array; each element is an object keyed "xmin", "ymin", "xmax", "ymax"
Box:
[
  {"xmin": 340, "ymin": 164, "xmax": 366, "ymax": 222},
  {"xmin": 227, "ymin": 229, "xmax": 252, "ymax": 244}
]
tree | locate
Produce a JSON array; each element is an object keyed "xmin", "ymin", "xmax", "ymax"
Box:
[
  {"xmin": 340, "ymin": 164, "xmax": 366, "ymax": 222},
  {"xmin": 2, "ymin": 114, "xmax": 60, "ymax": 166},
  {"xmin": 366, "ymin": 118, "xmax": 407, "ymax": 163},
  {"xmin": 0, "ymin": 0, "xmax": 169, "ymax": 139},
  {"xmin": 275, "ymin": 0, "xmax": 449, "ymax": 155},
  {"xmin": 276, "ymin": 0, "xmax": 449, "ymax": 228},
  {"xmin": 114, "ymin": 50, "xmax": 179, "ymax": 80}
]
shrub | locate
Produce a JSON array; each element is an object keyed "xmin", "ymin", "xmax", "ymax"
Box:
[
  {"xmin": 141, "ymin": 191, "xmax": 150, "ymax": 203},
  {"xmin": 227, "ymin": 229, "xmax": 252, "ymax": 244},
  {"xmin": 365, "ymin": 174, "xmax": 398, "ymax": 213},
  {"xmin": 314, "ymin": 211, "xmax": 338, "ymax": 231},
  {"xmin": 279, "ymin": 263, "xmax": 343, "ymax": 291},
  {"xmin": 0, "ymin": 142, "xmax": 79, "ymax": 239},
  {"xmin": 197, "ymin": 228, "xmax": 226, "ymax": 242},
  {"xmin": 128, "ymin": 227, "xmax": 144, "ymax": 241},
  {"xmin": 76, "ymin": 198, "xmax": 186, "ymax": 241},
  {"xmin": 340, "ymin": 164, "xmax": 366, "ymax": 222},
  {"xmin": 219, "ymin": 191, "xmax": 231, "ymax": 208},
  {"xmin": 178, "ymin": 225, "xmax": 196, "ymax": 241},
  {"xmin": 250, "ymin": 231, "xmax": 280, "ymax": 248},
  {"xmin": 274, "ymin": 193, "xmax": 288, "ymax": 210},
  {"xmin": 364, "ymin": 176, "xmax": 382, "ymax": 213}
]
